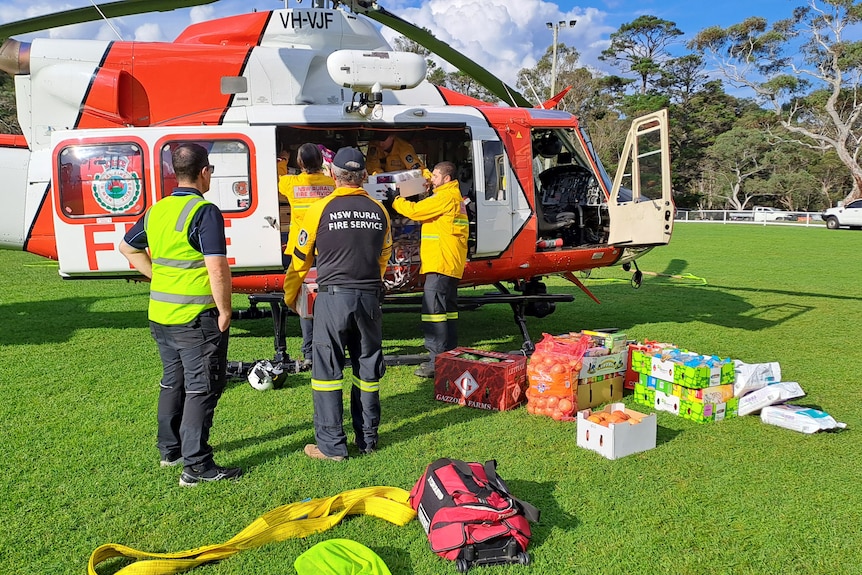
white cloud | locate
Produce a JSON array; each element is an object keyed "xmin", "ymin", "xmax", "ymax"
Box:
[
  {"xmin": 377, "ymin": 0, "xmax": 616, "ymax": 87},
  {"xmin": 133, "ymin": 23, "xmax": 164, "ymax": 43},
  {"xmin": 190, "ymin": 5, "xmax": 217, "ymax": 24}
]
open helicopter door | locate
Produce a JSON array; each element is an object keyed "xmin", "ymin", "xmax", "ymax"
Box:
[
  {"xmin": 606, "ymin": 109, "xmax": 674, "ymax": 246},
  {"xmin": 50, "ymin": 126, "xmax": 282, "ymax": 278},
  {"xmin": 473, "ymin": 139, "xmax": 515, "ymax": 257}
]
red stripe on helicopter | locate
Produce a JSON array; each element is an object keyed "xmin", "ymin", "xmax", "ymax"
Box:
[{"xmin": 76, "ymin": 11, "xmax": 272, "ymax": 129}]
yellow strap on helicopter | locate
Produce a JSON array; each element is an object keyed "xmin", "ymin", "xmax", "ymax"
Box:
[{"xmin": 87, "ymin": 486, "xmax": 415, "ymax": 575}]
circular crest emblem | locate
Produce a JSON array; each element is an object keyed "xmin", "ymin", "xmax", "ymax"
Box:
[
  {"xmin": 298, "ymin": 229, "xmax": 309, "ymax": 247},
  {"xmin": 92, "ymin": 166, "xmax": 141, "ymax": 213},
  {"xmin": 233, "ymin": 181, "xmax": 249, "ymax": 197}
]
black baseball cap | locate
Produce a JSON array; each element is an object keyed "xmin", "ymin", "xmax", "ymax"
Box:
[{"xmin": 332, "ymin": 147, "xmax": 366, "ymax": 172}]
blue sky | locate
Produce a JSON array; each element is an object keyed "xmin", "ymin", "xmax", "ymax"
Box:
[{"xmin": 0, "ymin": 0, "xmax": 829, "ymax": 91}]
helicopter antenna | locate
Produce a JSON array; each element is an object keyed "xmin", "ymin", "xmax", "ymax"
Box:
[
  {"xmin": 523, "ymin": 78, "xmax": 543, "ymax": 109},
  {"xmin": 88, "ymin": 0, "xmax": 124, "ymax": 40}
]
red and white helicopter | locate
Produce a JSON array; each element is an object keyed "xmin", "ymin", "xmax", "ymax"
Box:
[{"xmin": 0, "ymin": 0, "xmax": 673, "ymax": 367}]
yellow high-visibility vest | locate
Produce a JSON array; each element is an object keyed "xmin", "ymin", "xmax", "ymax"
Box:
[{"xmin": 145, "ymin": 194, "xmax": 215, "ymax": 324}]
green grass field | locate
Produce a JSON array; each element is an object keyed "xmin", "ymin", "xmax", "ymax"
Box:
[{"xmin": 1, "ymin": 224, "xmax": 859, "ymax": 575}]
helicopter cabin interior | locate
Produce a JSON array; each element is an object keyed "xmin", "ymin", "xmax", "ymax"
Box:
[{"xmin": 273, "ymin": 123, "xmax": 609, "ymax": 259}]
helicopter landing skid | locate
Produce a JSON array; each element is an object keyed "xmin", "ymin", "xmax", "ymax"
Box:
[{"xmin": 230, "ymin": 286, "xmax": 575, "ymax": 377}]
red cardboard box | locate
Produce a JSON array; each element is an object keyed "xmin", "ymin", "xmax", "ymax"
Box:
[{"xmin": 434, "ymin": 348, "xmax": 527, "ymax": 411}]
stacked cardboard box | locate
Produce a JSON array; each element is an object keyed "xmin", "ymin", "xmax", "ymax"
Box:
[
  {"xmin": 576, "ymin": 330, "xmax": 627, "ymax": 409},
  {"xmin": 624, "ymin": 340, "xmax": 675, "ymax": 390},
  {"xmin": 630, "ymin": 348, "xmax": 738, "ymax": 423}
]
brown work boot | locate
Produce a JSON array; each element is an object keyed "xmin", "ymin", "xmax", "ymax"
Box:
[{"xmin": 304, "ymin": 444, "xmax": 346, "ymax": 462}]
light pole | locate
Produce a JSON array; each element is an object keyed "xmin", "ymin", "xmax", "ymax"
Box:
[{"xmin": 546, "ymin": 19, "xmax": 577, "ymax": 95}]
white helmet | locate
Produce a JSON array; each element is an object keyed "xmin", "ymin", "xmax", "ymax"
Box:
[{"xmin": 248, "ymin": 360, "xmax": 285, "ymax": 391}]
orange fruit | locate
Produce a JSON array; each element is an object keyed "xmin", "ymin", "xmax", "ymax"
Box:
[
  {"xmin": 587, "ymin": 414, "xmax": 602, "ymax": 424},
  {"xmin": 612, "ymin": 410, "xmax": 630, "ymax": 421}
]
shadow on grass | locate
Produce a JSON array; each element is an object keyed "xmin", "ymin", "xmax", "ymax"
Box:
[
  {"xmin": 507, "ymin": 479, "xmax": 578, "ymax": 548},
  {"xmin": 377, "ymin": 385, "xmax": 501, "ymax": 449},
  {"xmin": 456, "ymin": 269, "xmax": 819, "ymax": 342},
  {"xmin": 375, "ymin": 546, "xmax": 415, "ymax": 575},
  {"xmin": 656, "ymin": 424, "xmax": 682, "ymax": 446},
  {"xmin": 219, "ymin": 416, "xmax": 312, "ymax": 470},
  {"xmin": 0, "ymin": 295, "xmax": 145, "ymax": 345}
]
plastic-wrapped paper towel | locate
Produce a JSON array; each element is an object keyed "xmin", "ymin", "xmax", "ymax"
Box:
[
  {"xmin": 760, "ymin": 404, "xmax": 847, "ymax": 433},
  {"xmin": 737, "ymin": 381, "xmax": 805, "ymax": 417},
  {"xmin": 734, "ymin": 360, "xmax": 781, "ymax": 398}
]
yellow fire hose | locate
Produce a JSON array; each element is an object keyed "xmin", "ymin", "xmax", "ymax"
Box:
[{"xmin": 88, "ymin": 486, "xmax": 415, "ymax": 575}]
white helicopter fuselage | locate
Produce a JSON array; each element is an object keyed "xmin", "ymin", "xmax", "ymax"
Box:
[{"xmin": 0, "ymin": 6, "xmax": 673, "ymax": 296}]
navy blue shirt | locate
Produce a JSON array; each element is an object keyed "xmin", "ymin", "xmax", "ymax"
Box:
[{"xmin": 123, "ymin": 188, "xmax": 227, "ymax": 256}]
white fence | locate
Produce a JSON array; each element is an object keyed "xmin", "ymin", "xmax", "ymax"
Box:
[{"xmin": 674, "ymin": 210, "xmax": 825, "ymax": 227}]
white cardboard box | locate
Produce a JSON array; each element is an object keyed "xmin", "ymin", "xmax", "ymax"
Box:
[
  {"xmin": 363, "ymin": 169, "xmax": 426, "ymax": 200},
  {"xmin": 576, "ymin": 402, "xmax": 657, "ymax": 460}
]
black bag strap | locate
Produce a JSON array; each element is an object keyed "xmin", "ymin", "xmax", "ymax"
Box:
[
  {"xmin": 448, "ymin": 459, "xmax": 540, "ymax": 523},
  {"xmin": 483, "ymin": 460, "xmax": 541, "ymax": 523}
]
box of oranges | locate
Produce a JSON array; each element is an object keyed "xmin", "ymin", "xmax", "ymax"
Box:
[{"xmin": 576, "ymin": 402, "xmax": 656, "ymax": 460}]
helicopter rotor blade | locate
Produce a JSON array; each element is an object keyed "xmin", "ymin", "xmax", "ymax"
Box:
[
  {"xmin": 0, "ymin": 0, "xmax": 218, "ymax": 39},
  {"xmin": 354, "ymin": 3, "xmax": 532, "ymax": 108}
]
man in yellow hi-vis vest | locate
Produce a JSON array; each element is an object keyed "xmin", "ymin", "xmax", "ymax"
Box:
[{"xmin": 120, "ymin": 143, "xmax": 241, "ymax": 486}]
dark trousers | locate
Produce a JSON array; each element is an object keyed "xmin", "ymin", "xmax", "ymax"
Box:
[
  {"xmin": 422, "ymin": 273, "xmax": 460, "ymax": 362},
  {"xmin": 300, "ymin": 316, "xmax": 314, "ymax": 359},
  {"xmin": 149, "ymin": 309, "xmax": 229, "ymax": 469},
  {"xmin": 311, "ymin": 288, "xmax": 385, "ymax": 457}
]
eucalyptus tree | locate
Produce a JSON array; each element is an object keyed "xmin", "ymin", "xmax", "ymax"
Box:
[
  {"xmin": 691, "ymin": 0, "xmax": 862, "ymax": 201},
  {"xmin": 599, "ymin": 15, "xmax": 684, "ymax": 94},
  {"xmin": 703, "ymin": 126, "xmax": 775, "ymax": 209}
]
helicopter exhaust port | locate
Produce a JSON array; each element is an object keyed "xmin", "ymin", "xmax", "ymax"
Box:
[{"xmin": 0, "ymin": 39, "xmax": 30, "ymax": 75}]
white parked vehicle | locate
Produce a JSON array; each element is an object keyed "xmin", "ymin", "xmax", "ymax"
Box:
[
  {"xmin": 728, "ymin": 206, "xmax": 798, "ymax": 222},
  {"xmin": 821, "ymin": 199, "xmax": 862, "ymax": 229}
]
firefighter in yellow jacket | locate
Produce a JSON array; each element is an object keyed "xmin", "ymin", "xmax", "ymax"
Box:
[
  {"xmin": 365, "ymin": 135, "xmax": 427, "ymax": 175},
  {"xmin": 387, "ymin": 161, "xmax": 469, "ymax": 378},
  {"xmin": 279, "ymin": 143, "xmax": 336, "ymax": 369}
]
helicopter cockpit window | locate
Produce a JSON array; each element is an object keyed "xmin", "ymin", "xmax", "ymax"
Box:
[
  {"xmin": 481, "ymin": 141, "xmax": 506, "ymax": 202},
  {"xmin": 57, "ymin": 143, "xmax": 146, "ymax": 219},
  {"xmin": 159, "ymin": 139, "xmax": 252, "ymax": 212}
]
